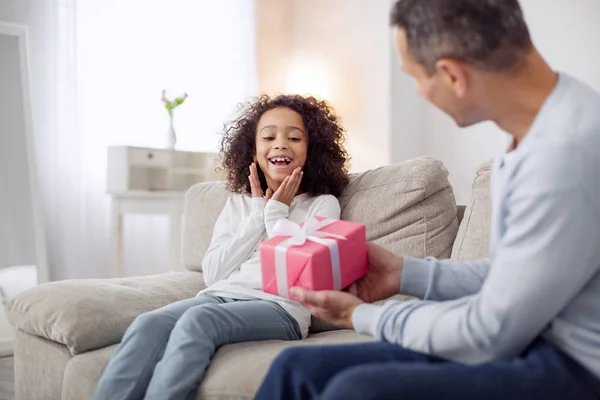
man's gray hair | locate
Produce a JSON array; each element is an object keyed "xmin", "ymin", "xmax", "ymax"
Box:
[{"xmin": 390, "ymin": 0, "xmax": 533, "ymax": 74}]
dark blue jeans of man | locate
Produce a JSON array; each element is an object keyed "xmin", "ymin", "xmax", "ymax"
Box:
[{"xmin": 255, "ymin": 339, "xmax": 600, "ymax": 400}]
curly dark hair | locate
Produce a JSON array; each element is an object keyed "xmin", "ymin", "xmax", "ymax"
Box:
[
  {"xmin": 390, "ymin": 0, "xmax": 533, "ymax": 74},
  {"xmin": 219, "ymin": 94, "xmax": 350, "ymax": 198}
]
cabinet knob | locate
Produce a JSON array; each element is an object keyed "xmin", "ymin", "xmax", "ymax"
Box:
[{"xmin": 147, "ymin": 152, "xmax": 154, "ymax": 160}]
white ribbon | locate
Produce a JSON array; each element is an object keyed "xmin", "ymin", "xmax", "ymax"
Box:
[{"xmin": 272, "ymin": 217, "xmax": 346, "ymax": 298}]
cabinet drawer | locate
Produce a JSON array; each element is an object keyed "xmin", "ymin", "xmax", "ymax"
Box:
[{"xmin": 129, "ymin": 148, "xmax": 171, "ymax": 167}]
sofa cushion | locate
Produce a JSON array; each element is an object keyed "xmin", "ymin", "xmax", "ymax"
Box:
[
  {"xmin": 339, "ymin": 156, "xmax": 458, "ymax": 258},
  {"xmin": 183, "ymin": 156, "xmax": 458, "ymax": 272},
  {"xmin": 200, "ymin": 330, "xmax": 372, "ymax": 400},
  {"xmin": 5, "ymin": 271, "xmax": 206, "ymax": 355},
  {"xmin": 451, "ymin": 160, "xmax": 492, "ymax": 260},
  {"xmin": 61, "ymin": 330, "xmax": 371, "ymax": 400}
]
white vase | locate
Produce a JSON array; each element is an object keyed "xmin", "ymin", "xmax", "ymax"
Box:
[{"xmin": 166, "ymin": 116, "xmax": 177, "ymax": 149}]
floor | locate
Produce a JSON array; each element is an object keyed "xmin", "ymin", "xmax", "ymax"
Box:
[{"xmin": 0, "ymin": 357, "xmax": 14, "ymax": 400}]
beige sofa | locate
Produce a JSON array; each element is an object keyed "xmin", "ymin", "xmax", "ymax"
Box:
[{"xmin": 5, "ymin": 156, "xmax": 491, "ymax": 400}]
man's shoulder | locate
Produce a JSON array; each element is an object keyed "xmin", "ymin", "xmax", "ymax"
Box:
[
  {"xmin": 558, "ymin": 74, "xmax": 600, "ymax": 131},
  {"xmin": 560, "ymin": 73, "xmax": 600, "ymax": 101},
  {"xmin": 517, "ymin": 74, "xmax": 600, "ymax": 189},
  {"xmin": 510, "ymin": 136, "xmax": 599, "ymax": 200}
]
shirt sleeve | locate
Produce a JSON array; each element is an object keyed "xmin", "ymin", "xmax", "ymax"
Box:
[
  {"xmin": 264, "ymin": 195, "xmax": 341, "ymax": 238},
  {"xmin": 201, "ymin": 197, "xmax": 267, "ymax": 286},
  {"xmin": 352, "ymin": 149, "xmax": 600, "ymax": 364},
  {"xmin": 400, "ymin": 257, "xmax": 491, "ymax": 301}
]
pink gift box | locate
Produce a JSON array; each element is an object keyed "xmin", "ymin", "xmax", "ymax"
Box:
[{"xmin": 260, "ymin": 217, "xmax": 368, "ymax": 298}]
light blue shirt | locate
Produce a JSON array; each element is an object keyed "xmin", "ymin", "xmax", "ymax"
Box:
[{"xmin": 353, "ymin": 73, "xmax": 600, "ymax": 378}]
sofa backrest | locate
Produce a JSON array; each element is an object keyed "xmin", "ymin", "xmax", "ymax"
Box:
[
  {"xmin": 451, "ymin": 161, "xmax": 492, "ymax": 260},
  {"xmin": 339, "ymin": 157, "xmax": 458, "ymax": 258},
  {"xmin": 182, "ymin": 156, "xmax": 459, "ymax": 272}
]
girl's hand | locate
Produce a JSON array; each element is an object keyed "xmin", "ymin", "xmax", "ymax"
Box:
[
  {"xmin": 248, "ymin": 163, "xmax": 265, "ymax": 198},
  {"xmin": 271, "ymin": 167, "xmax": 303, "ymax": 206}
]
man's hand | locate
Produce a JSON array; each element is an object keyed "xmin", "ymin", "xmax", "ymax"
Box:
[
  {"xmin": 347, "ymin": 242, "xmax": 404, "ymax": 303},
  {"xmin": 290, "ymin": 287, "xmax": 363, "ymax": 329}
]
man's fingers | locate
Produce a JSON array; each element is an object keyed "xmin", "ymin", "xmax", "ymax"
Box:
[
  {"xmin": 290, "ymin": 286, "xmax": 308, "ymax": 302},
  {"xmin": 347, "ymin": 283, "xmax": 358, "ymax": 297},
  {"xmin": 291, "ymin": 287, "xmax": 321, "ymax": 306},
  {"xmin": 366, "ymin": 241, "xmax": 382, "ymax": 256},
  {"xmin": 308, "ymin": 307, "xmax": 330, "ymax": 322}
]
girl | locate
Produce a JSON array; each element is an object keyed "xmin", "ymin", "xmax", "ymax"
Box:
[{"xmin": 92, "ymin": 94, "xmax": 350, "ymax": 400}]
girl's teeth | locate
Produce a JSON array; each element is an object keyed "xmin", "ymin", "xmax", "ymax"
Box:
[{"xmin": 270, "ymin": 157, "xmax": 291, "ymax": 163}]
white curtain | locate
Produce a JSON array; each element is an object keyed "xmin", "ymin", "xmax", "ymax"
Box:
[{"xmin": 39, "ymin": 0, "xmax": 257, "ymax": 280}]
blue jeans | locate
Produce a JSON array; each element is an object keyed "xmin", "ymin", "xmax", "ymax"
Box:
[
  {"xmin": 92, "ymin": 295, "xmax": 301, "ymax": 400},
  {"xmin": 256, "ymin": 339, "xmax": 600, "ymax": 400}
]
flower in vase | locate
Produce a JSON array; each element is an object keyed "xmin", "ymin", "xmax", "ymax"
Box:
[{"xmin": 161, "ymin": 89, "xmax": 188, "ymax": 117}]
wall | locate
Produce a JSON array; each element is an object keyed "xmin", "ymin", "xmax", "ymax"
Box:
[
  {"xmin": 255, "ymin": 0, "xmax": 293, "ymax": 97},
  {"xmin": 391, "ymin": 0, "xmax": 600, "ymax": 204},
  {"xmin": 523, "ymin": 0, "xmax": 600, "ymax": 94},
  {"xmin": 257, "ymin": 0, "xmax": 394, "ymax": 173},
  {"xmin": 389, "ymin": 44, "xmax": 429, "ymax": 164}
]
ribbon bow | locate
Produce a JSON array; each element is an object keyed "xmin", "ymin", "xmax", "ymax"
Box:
[
  {"xmin": 272, "ymin": 217, "xmax": 346, "ymax": 298},
  {"xmin": 272, "ymin": 217, "xmax": 346, "ymax": 245}
]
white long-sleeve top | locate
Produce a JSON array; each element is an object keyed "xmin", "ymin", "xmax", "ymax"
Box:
[{"xmin": 198, "ymin": 192, "xmax": 341, "ymax": 337}]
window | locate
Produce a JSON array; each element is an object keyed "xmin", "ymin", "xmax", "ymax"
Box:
[{"xmin": 77, "ymin": 0, "xmax": 258, "ymax": 152}]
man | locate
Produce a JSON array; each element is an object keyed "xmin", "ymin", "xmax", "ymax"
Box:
[{"xmin": 255, "ymin": 0, "xmax": 600, "ymax": 399}]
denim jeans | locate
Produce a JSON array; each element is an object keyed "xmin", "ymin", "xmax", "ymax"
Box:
[
  {"xmin": 92, "ymin": 294, "xmax": 301, "ymax": 400},
  {"xmin": 256, "ymin": 339, "xmax": 600, "ymax": 400}
]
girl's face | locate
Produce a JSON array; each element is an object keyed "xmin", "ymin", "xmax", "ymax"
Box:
[{"xmin": 255, "ymin": 107, "xmax": 308, "ymax": 191}]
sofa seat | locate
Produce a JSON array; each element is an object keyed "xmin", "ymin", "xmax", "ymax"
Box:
[{"xmin": 59, "ymin": 330, "xmax": 371, "ymax": 400}]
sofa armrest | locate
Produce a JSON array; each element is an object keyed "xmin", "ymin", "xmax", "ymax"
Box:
[{"xmin": 4, "ymin": 271, "xmax": 206, "ymax": 355}]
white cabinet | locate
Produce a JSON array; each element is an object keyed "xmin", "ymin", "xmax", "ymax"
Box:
[
  {"xmin": 106, "ymin": 146, "xmax": 224, "ymax": 276},
  {"xmin": 107, "ymin": 146, "xmax": 224, "ymax": 193}
]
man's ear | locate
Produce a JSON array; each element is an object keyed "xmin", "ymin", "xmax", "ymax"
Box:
[{"xmin": 435, "ymin": 58, "xmax": 469, "ymax": 98}]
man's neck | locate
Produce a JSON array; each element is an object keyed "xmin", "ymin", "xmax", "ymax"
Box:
[{"xmin": 486, "ymin": 50, "xmax": 559, "ymax": 146}]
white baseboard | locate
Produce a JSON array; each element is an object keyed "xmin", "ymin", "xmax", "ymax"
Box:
[{"xmin": 0, "ymin": 338, "xmax": 13, "ymax": 358}]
